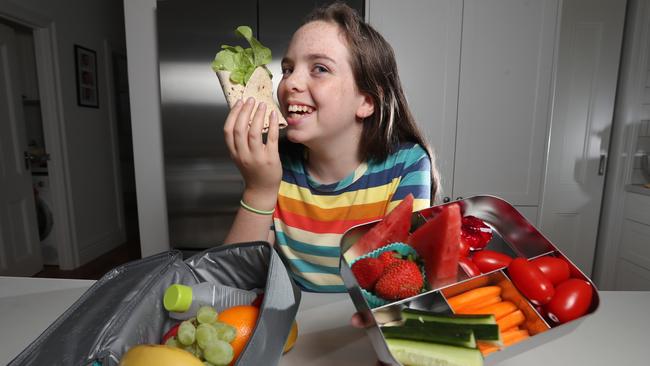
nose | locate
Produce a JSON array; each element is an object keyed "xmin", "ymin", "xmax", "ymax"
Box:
[{"xmin": 281, "ymin": 68, "xmax": 306, "ymax": 93}]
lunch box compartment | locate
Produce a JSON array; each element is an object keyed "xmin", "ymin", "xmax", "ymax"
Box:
[
  {"xmin": 416, "ymin": 197, "xmax": 555, "ymax": 259},
  {"xmin": 521, "ymin": 252, "xmax": 600, "ymax": 323},
  {"xmin": 8, "ymin": 242, "xmax": 301, "ymax": 366},
  {"xmin": 440, "ymin": 271, "xmax": 551, "ymax": 337}
]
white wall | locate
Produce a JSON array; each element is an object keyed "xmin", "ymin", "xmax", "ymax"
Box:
[
  {"xmin": 123, "ymin": 0, "xmax": 170, "ymax": 256},
  {"xmin": 0, "ymin": 0, "xmax": 127, "ymax": 266}
]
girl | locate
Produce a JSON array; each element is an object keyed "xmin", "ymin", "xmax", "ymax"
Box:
[{"xmin": 223, "ymin": 2, "xmax": 438, "ymax": 293}]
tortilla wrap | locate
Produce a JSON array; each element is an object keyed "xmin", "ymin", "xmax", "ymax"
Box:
[{"xmin": 216, "ymin": 66, "xmax": 287, "ymax": 132}]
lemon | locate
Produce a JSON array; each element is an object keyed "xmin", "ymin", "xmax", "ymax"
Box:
[
  {"xmin": 119, "ymin": 344, "xmax": 203, "ymax": 366},
  {"xmin": 283, "ymin": 321, "xmax": 299, "ymax": 354}
]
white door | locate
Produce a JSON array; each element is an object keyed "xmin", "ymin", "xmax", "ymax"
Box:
[
  {"xmin": 0, "ymin": 22, "xmax": 43, "ymax": 276},
  {"xmin": 539, "ymin": 0, "xmax": 626, "ymax": 276},
  {"xmin": 453, "ymin": 0, "xmax": 559, "ymax": 205}
]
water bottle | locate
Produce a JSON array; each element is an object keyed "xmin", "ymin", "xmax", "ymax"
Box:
[{"xmin": 163, "ymin": 282, "xmax": 258, "ymax": 320}]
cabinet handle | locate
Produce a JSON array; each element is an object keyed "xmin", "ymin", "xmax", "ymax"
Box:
[
  {"xmin": 598, "ymin": 154, "xmax": 607, "ymax": 176},
  {"xmin": 443, "ymin": 196, "xmax": 451, "ymax": 203}
]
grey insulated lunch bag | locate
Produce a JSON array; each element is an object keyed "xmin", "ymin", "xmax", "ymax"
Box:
[{"xmin": 9, "ymin": 242, "xmax": 301, "ymax": 366}]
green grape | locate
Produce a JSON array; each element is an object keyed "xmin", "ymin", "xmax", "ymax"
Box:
[
  {"xmin": 197, "ymin": 306, "xmax": 218, "ymax": 324},
  {"xmin": 212, "ymin": 321, "xmax": 237, "ymax": 343},
  {"xmin": 203, "ymin": 340, "xmax": 234, "ymax": 365},
  {"xmin": 196, "ymin": 323, "xmax": 217, "ymax": 350},
  {"xmin": 164, "ymin": 337, "xmax": 179, "ymax": 348},
  {"xmin": 178, "ymin": 320, "xmax": 196, "ymax": 346},
  {"xmin": 203, "ymin": 362, "xmax": 216, "ymax": 366}
]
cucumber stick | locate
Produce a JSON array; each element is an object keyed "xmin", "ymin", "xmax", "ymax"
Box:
[
  {"xmin": 403, "ymin": 319, "xmax": 500, "ymax": 343},
  {"xmin": 402, "ymin": 309, "xmax": 501, "ymax": 343},
  {"xmin": 381, "ymin": 325, "xmax": 476, "ymax": 348},
  {"xmin": 402, "ymin": 309, "xmax": 496, "ymax": 325},
  {"xmin": 386, "ymin": 338, "xmax": 483, "ymax": 366}
]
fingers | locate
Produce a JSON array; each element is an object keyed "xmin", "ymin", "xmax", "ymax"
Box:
[
  {"xmin": 350, "ymin": 313, "xmax": 366, "ymax": 328},
  {"xmin": 248, "ymin": 101, "xmax": 267, "ymax": 155},
  {"xmin": 350, "ymin": 312, "xmax": 374, "ymax": 329},
  {"xmin": 232, "ymin": 97, "xmax": 256, "ymax": 156},
  {"xmin": 266, "ymin": 110, "xmax": 280, "ymax": 153},
  {"xmin": 223, "ymin": 99, "xmax": 243, "ymax": 157}
]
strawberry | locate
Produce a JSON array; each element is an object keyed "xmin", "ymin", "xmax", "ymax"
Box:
[
  {"xmin": 378, "ymin": 250, "xmax": 401, "ymax": 268},
  {"xmin": 351, "ymin": 257, "xmax": 385, "ymax": 290},
  {"xmin": 374, "ymin": 260, "xmax": 423, "ymax": 300}
]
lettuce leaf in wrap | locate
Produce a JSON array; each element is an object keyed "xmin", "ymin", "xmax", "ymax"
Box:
[{"xmin": 211, "ymin": 26, "xmax": 272, "ymax": 86}]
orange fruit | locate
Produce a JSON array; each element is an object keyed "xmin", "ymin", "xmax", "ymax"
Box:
[{"xmin": 217, "ymin": 305, "xmax": 259, "ymax": 365}]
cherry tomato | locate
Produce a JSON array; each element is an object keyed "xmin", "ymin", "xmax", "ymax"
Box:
[
  {"xmin": 507, "ymin": 258, "xmax": 555, "ymax": 305},
  {"xmin": 544, "ymin": 279, "xmax": 593, "ymax": 324},
  {"xmin": 459, "ymin": 238, "xmax": 470, "ymax": 258},
  {"xmin": 161, "ymin": 322, "xmax": 180, "ymax": 344},
  {"xmin": 459, "ymin": 256, "xmax": 481, "ymax": 277},
  {"xmin": 531, "ymin": 256, "xmax": 570, "ymax": 286},
  {"xmin": 471, "ymin": 250, "xmax": 513, "ymax": 273}
]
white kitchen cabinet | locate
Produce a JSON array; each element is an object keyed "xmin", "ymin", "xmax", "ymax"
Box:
[
  {"xmin": 367, "ymin": 0, "xmax": 558, "ymax": 211},
  {"xmin": 366, "ymin": 0, "xmax": 462, "ymax": 200},
  {"xmin": 613, "ymin": 192, "xmax": 650, "ymax": 290}
]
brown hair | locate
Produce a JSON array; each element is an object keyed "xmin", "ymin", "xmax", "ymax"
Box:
[{"xmin": 286, "ymin": 2, "xmax": 440, "ymax": 201}]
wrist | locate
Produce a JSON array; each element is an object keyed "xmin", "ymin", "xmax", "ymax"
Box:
[{"xmin": 241, "ymin": 189, "xmax": 278, "ymax": 213}]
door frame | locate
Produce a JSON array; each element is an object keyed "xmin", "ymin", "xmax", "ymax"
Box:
[
  {"xmin": 0, "ymin": 2, "xmax": 77, "ymax": 269},
  {"xmin": 593, "ymin": 0, "xmax": 650, "ymax": 289}
]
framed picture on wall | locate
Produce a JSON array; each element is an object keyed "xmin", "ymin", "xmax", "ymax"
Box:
[{"xmin": 74, "ymin": 45, "xmax": 99, "ymax": 108}]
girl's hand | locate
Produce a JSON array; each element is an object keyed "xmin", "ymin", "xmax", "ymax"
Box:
[
  {"xmin": 224, "ymin": 97, "xmax": 282, "ymax": 209},
  {"xmin": 351, "ymin": 313, "xmax": 390, "ymax": 365}
]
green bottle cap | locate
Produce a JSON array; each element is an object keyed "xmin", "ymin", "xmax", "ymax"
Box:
[{"xmin": 163, "ymin": 284, "xmax": 193, "ymax": 312}]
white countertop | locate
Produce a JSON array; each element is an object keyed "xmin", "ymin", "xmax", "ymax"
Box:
[{"xmin": 1, "ymin": 276, "xmax": 649, "ymax": 365}]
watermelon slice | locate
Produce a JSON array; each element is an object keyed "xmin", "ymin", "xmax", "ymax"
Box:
[
  {"xmin": 407, "ymin": 202, "xmax": 461, "ymax": 289},
  {"xmin": 351, "ymin": 194, "xmax": 414, "ymax": 258}
]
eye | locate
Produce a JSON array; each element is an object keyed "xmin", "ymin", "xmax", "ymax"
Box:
[
  {"xmin": 281, "ymin": 66, "xmax": 293, "ymax": 77},
  {"xmin": 312, "ymin": 64, "xmax": 329, "ymax": 74}
]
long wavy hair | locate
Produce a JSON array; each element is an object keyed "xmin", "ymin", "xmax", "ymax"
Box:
[{"xmin": 281, "ymin": 1, "xmax": 440, "ymax": 201}]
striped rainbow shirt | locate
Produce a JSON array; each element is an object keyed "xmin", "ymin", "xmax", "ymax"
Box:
[{"xmin": 273, "ymin": 142, "xmax": 432, "ymax": 292}]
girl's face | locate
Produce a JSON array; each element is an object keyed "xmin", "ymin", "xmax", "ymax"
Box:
[{"xmin": 278, "ymin": 21, "xmax": 373, "ymax": 149}]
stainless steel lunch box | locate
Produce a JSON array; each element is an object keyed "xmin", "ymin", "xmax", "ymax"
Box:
[{"xmin": 340, "ymin": 195, "xmax": 600, "ymax": 366}]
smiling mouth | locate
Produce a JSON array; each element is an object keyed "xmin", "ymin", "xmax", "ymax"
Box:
[{"xmin": 287, "ymin": 104, "xmax": 315, "ymax": 119}]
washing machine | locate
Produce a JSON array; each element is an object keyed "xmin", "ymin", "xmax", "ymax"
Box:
[{"xmin": 32, "ymin": 173, "xmax": 59, "ymax": 265}]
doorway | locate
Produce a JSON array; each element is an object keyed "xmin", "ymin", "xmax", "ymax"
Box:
[
  {"xmin": 0, "ymin": 17, "xmax": 46, "ymax": 275},
  {"xmin": 4, "ymin": 19, "xmax": 60, "ymax": 265}
]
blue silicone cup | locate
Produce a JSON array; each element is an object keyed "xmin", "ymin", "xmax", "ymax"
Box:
[{"xmin": 348, "ymin": 242, "xmax": 422, "ymax": 309}]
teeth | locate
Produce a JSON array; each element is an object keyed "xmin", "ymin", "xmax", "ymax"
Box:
[{"xmin": 288, "ymin": 104, "xmax": 314, "ymax": 113}]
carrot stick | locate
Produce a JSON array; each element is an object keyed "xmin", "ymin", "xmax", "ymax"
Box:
[
  {"xmin": 458, "ymin": 301, "xmax": 518, "ymax": 320},
  {"xmin": 502, "ymin": 328, "xmax": 530, "ymax": 346},
  {"xmin": 497, "ymin": 310, "xmax": 526, "ymax": 332},
  {"xmin": 447, "ymin": 286, "xmax": 502, "ymax": 311},
  {"xmin": 460, "ymin": 296, "xmax": 502, "ymax": 311},
  {"xmin": 477, "ymin": 341, "xmax": 500, "ymax": 356}
]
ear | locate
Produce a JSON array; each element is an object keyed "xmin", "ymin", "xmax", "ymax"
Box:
[{"xmin": 356, "ymin": 93, "xmax": 375, "ymax": 119}]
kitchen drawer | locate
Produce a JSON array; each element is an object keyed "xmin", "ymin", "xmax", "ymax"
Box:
[
  {"xmin": 624, "ymin": 192, "xmax": 650, "ymax": 225},
  {"xmin": 619, "ymin": 219, "xmax": 650, "ymax": 270},
  {"xmin": 614, "ymin": 258, "xmax": 650, "ymax": 291}
]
